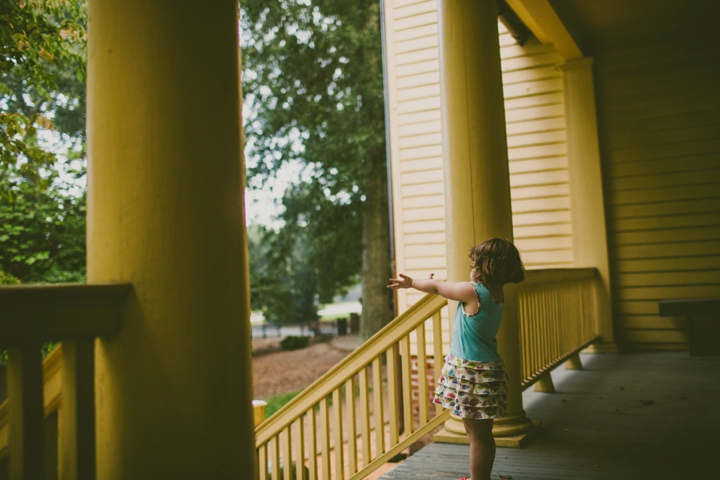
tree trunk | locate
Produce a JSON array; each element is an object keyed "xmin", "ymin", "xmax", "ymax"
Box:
[{"xmin": 360, "ymin": 154, "xmax": 394, "ymax": 341}]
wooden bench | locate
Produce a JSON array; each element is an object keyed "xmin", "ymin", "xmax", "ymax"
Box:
[{"xmin": 659, "ymin": 298, "xmax": 720, "ymax": 356}]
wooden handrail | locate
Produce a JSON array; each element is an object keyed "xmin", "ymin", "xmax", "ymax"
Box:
[{"xmin": 0, "ymin": 284, "xmax": 132, "ymax": 347}]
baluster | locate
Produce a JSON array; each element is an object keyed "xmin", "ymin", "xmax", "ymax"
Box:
[
  {"xmin": 282, "ymin": 425, "xmax": 292, "ymax": 480},
  {"xmin": 400, "ymin": 336, "xmax": 414, "ymax": 435},
  {"xmin": 332, "ymin": 389, "xmax": 344, "ymax": 479},
  {"xmin": 344, "ymin": 377, "xmax": 358, "ymax": 475},
  {"xmin": 306, "ymin": 409, "xmax": 318, "ymax": 479},
  {"xmin": 270, "ymin": 436, "xmax": 281, "ymax": 480},
  {"xmin": 432, "ymin": 312, "xmax": 443, "ymax": 416},
  {"xmin": 258, "ymin": 443, "xmax": 268, "ymax": 480},
  {"xmin": 319, "ymin": 397, "xmax": 331, "ymax": 480},
  {"xmin": 293, "ymin": 418, "xmax": 305, "ymax": 480},
  {"xmin": 371, "ymin": 357, "xmax": 384, "ymax": 456},
  {"xmin": 385, "ymin": 347, "xmax": 399, "ymax": 446},
  {"xmin": 7, "ymin": 345, "xmax": 45, "ymax": 480},
  {"xmin": 60, "ymin": 339, "xmax": 96, "ymax": 480},
  {"xmin": 415, "ymin": 323, "xmax": 429, "ymax": 425},
  {"xmin": 358, "ymin": 367, "xmax": 371, "ymax": 468}
]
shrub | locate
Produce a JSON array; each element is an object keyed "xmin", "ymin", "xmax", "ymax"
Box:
[{"xmin": 280, "ymin": 335, "xmax": 311, "ymax": 351}]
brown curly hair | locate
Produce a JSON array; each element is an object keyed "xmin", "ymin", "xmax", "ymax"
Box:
[{"xmin": 470, "ymin": 238, "xmax": 525, "ymax": 285}]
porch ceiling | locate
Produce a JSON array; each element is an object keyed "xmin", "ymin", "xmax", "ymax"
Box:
[{"xmin": 548, "ymin": 0, "xmax": 720, "ymax": 54}]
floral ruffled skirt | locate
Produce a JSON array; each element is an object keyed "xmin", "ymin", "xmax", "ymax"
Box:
[{"xmin": 432, "ymin": 354, "xmax": 509, "ymax": 420}]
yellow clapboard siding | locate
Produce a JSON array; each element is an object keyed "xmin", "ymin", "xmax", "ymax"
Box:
[
  {"xmin": 609, "ymin": 182, "xmax": 720, "ymax": 206},
  {"xmin": 520, "ymin": 249, "xmax": 573, "ymax": 265},
  {"xmin": 506, "ymin": 129, "xmax": 566, "ymax": 148},
  {"xmin": 614, "ymin": 270, "xmax": 720, "ymax": 288},
  {"xmin": 502, "ymin": 65, "xmax": 561, "ymax": 85},
  {"xmin": 399, "ymin": 144, "xmax": 443, "ymax": 161},
  {"xmin": 610, "ymin": 197, "xmax": 720, "ymax": 218},
  {"xmin": 615, "ymin": 301, "xmax": 661, "ymax": 315},
  {"xmin": 611, "ymin": 212, "xmax": 720, "ymax": 232},
  {"xmin": 514, "ymin": 235, "xmax": 572, "ymax": 251},
  {"xmin": 405, "ymin": 256, "xmax": 447, "ymax": 269},
  {"xmin": 620, "ymin": 329, "xmax": 688, "ymax": 344},
  {"xmin": 505, "ymin": 116, "xmax": 566, "ymax": 136},
  {"xmin": 614, "ymin": 226, "xmax": 720, "ymax": 246},
  {"xmin": 404, "ymin": 232, "xmax": 445, "ymax": 245},
  {"xmin": 509, "ymin": 169, "xmax": 569, "ymax": 187},
  {"xmin": 394, "ymin": 23, "xmax": 437, "ymax": 42},
  {"xmin": 512, "ymin": 210, "xmax": 572, "ymax": 226},
  {"xmin": 395, "ymin": 35, "xmax": 438, "ymax": 54},
  {"xmin": 503, "ymin": 78, "xmax": 564, "ymax": 100},
  {"xmin": 505, "ymin": 94, "xmax": 565, "ymax": 112},
  {"xmin": 400, "ymin": 157, "xmax": 443, "ymax": 173},
  {"xmin": 397, "ymin": 71, "xmax": 440, "ymax": 89},
  {"xmin": 393, "ymin": 0, "xmax": 436, "ymax": 20},
  {"xmin": 613, "ymin": 284, "xmax": 720, "ymax": 301},
  {"xmin": 398, "ymin": 97, "xmax": 441, "ymax": 115},
  {"xmin": 611, "ymin": 167, "xmax": 720, "ymax": 191},
  {"xmin": 614, "ymin": 241, "xmax": 720, "ymax": 260},
  {"xmin": 511, "ymin": 196, "xmax": 570, "ymax": 213},
  {"xmin": 403, "ymin": 219, "xmax": 445, "ymax": 233},
  {"xmin": 396, "ymin": 58, "xmax": 439, "ymax": 76},
  {"xmin": 508, "ymin": 143, "xmax": 567, "ymax": 161},
  {"xmin": 514, "ymin": 223, "xmax": 572, "ymax": 238},
  {"xmin": 500, "ymin": 40, "xmax": 556, "ymax": 60},
  {"xmin": 608, "ymin": 152, "xmax": 720, "ymax": 178},
  {"xmin": 402, "ymin": 194, "xmax": 444, "ymax": 209},
  {"xmin": 501, "ymin": 52, "xmax": 564, "ymax": 72},
  {"xmin": 398, "ymin": 120, "xmax": 442, "ymax": 137},
  {"xmin": 395, "ymin": 48, "xmax": 440, "ymax": 65},
  {"xmin": 398, "ymin": 109, "xmax": 441, "ymax": 125},
  {"xmin": 508, "ymin": 156, "xmax": 568, "ymax": 174},
  {"xmin": 614, "ymin": 256, "xmax": 720, "ymax": 273},
  {"xmin": 398, "ymin": 83, "xmax": 441, "ymax": 102},
  {"xmin": 394, "ymin": 11, "xmax": 437, "ymax": 31},
  {"xmin": 398, "ymin": 132, "xmax": 442, "ymax": 149},
  {"xmin": 617, "ymin": 315, "xmax": 687, "ymax": 330},
  {"xmin": 511, "ymin": 184, "xmax": 569, "ymax": 200},
  {"xmin": 405, "ymin": 244, "xmax": 446, "ymax": 257},
  {"xmin": 607, "ymin": 138, "xmax": 720, "ymax": 165},
  {"xmin": 402, "ymin": 207, "xmax": 444, "ymax": 222},
  {"xmin": 401, "ymin": 182, "xmax": 444, "ymax": 197}
]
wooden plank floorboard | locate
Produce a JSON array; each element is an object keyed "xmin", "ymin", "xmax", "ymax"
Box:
[{"xmin": 380, "ymin": 352, "xmax": 719, "ymax": 479}]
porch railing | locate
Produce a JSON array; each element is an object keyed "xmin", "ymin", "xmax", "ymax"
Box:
[
  {"xmin": 0, "ymin": 284, "xmax": 132, "ymax": 480},
  {"xmin": 254, "ymin": 293, "xmax": 451, "ymax": 480},
  {"xmin": 255, "ymin": 268, "xmax": 602, "ymax": 479}
]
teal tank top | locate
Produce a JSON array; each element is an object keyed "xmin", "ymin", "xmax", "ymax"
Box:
[{"xmin": 449, "ymin": 283, "xmax": 504, "ymax": 363}]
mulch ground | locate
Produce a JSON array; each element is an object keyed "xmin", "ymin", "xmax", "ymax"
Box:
[{"xmin": 251, "ymin": 340, "xmax": 350, "ymax": 400}]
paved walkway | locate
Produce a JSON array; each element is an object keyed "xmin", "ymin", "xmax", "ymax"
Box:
[{"xmin": 380, "ymin": 352, "xmax": 719, "ymax": 479}]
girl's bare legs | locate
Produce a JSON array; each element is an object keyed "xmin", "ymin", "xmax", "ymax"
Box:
[{"xmin": 462, "ymin": 418, "xmax": 495, "ymax": 480}]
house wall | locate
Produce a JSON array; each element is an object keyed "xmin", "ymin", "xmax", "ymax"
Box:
[
  {"xmin": 384, "ymin": 0, "xmax": 574, "ymax": 315},
  {"xmin": 594, "ymin": 33, "xmax": 720, "ymax": 350}
]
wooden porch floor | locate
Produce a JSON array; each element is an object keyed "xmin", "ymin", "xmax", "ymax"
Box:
[{"xmin": 380, "ymin": 352, "xmax": 719, "ymax": 479}]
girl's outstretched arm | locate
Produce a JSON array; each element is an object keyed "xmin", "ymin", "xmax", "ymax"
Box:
[{"xmin": 388, "ymin": 273, "xmax": 477, "ymax": 304}]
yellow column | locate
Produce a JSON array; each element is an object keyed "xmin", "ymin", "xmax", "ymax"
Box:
[
  {"xmin": 559, "ymin": 58, "xmax": 618, "ymax": 353},
  {"xmin": 434, "ymin": 0, "xmax": 536, "ymax": 447},
  {"xmin": 86, "ymin": 0, "xmax": 255, "ymax": 478}
]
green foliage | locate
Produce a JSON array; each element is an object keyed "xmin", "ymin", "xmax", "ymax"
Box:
[
  {"xmin": 264, "ymin": 389, "xmax": 303, "ymax": 418},
  {"xmin": 0, "ymin": 0, "xmax": 86, "ymax": 182},
  {"xmin": 0, "ymin": 166, "xmax": 86, "ymax": 283},
  {"xmin": 280, "ymin": 335, "xmax": 311, "ymax": 351},
  {"xmin": 241, "ymin": 0, "xmax": 388, "ymax": 328}
]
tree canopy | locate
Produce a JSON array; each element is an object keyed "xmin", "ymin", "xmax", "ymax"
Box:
[{"xmin": 241, "ymin": 0, "xmax": 394, "ymax": 336}]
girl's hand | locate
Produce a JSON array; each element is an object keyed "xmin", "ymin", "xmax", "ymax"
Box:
[{"xmin": 387, "ymin": 273, "xmax": 416, "ymax": 289}]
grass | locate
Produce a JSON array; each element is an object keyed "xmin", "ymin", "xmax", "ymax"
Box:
[{"xmin": 264, "ymin": 389, "xmax": 304, "ymax": 418}]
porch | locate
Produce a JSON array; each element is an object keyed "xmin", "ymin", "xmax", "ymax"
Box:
[{"xmin": 381, "ymin": 351, "xmax": 718, "ymax": 479}]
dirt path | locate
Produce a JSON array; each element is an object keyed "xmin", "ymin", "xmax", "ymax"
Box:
[{"xmin": 252, "ymin": 341, "xmax": 350, "ymax": 400}]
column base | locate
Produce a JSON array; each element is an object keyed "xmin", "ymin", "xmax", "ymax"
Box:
[
  {"xmin": 433, "ymin": 421, "xmax": 542, "ymax": 448},
  {"xmin": 434, "ymin": 412, "xmax": 541, "ymax": 448},
  {"xmin": 582, "ymin": 341, "xmax": 619, "ymax": 354}
]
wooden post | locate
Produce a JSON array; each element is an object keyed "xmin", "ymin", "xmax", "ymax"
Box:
[
  {"xmin": 433, "ymin": 0, "xmax": 536, "ymax": 447},
  {"xmin": 87, "ymin": 0, "xmax": 254, "ymax": 476},
  {"xmin": 7, "ymin": 346, "xmax": 45, "ymax": 480}
]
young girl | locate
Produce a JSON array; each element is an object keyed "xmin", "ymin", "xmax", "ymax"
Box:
[{"xmin": 388, "ymin": 237, "xmax": 525, "ymax": 480}]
